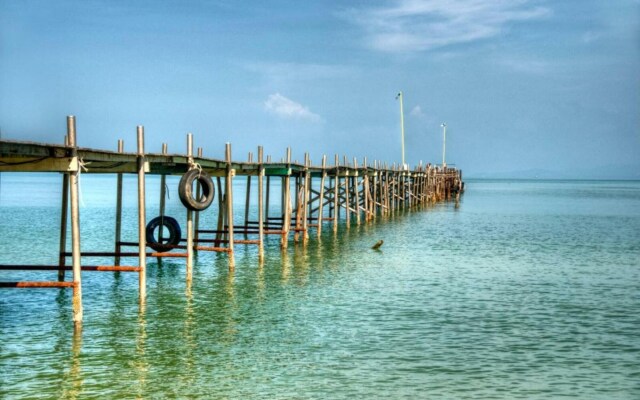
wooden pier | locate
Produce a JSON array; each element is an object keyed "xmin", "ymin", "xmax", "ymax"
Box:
[{"xmin": 0, "ymin": 116, "xmax": 463, "ymax": 325}]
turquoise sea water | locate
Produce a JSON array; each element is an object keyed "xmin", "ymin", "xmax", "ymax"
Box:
[{"xmin": 1, "ymin": 175, "xmax": 639, "ymax": 399}]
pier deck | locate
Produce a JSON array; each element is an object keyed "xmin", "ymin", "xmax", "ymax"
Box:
[{"xmin": 0, "ymin": 116, "xmax": 463, "ymax": 325}]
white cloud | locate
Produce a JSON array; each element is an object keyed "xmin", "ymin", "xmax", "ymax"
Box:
[
  {"xmin": 264, "ymin": 93, "xmax": 322, "ymax": 122},
  {"xmin": 410, "ymin": 105, "xmax": 425, "ymax": 117},
  {"xmin": 344, "ymin": 0, "xmax": 550, "ymax": 53}
]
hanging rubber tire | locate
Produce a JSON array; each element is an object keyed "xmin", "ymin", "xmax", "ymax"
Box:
[
  {"xmin": 146, "ymin": 216, "xmax": 182, "ymax": 251},
  {"xmin": 178, "ymin": 169, "xmax": 215, "ymax": 211}
]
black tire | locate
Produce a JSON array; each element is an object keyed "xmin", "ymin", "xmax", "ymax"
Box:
[
  {"xmin": 178, "ymin": 169, "xmax": 215, "ymax": 211},
  {"xmin": 146, "ymin": 216, "xmax": 182, "ymax": 251}
]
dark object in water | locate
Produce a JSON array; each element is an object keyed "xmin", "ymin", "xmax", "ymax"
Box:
[{"xmin": 372, "ymin": 240, "xmax": 384, "ymax": 250}]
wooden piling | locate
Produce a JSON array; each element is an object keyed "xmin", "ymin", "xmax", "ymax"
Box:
[
  {"xmin": 68, "ymin": 116, "xmax": 83, "ymax": 324},
  {"xmin": 265, "ymin": 174, "xmax": 271, "ymax": 222},
  {"xmin": 362, "ymin": 157, "xmax": 369, "ymax": 222},
  {"xmin": 333, "ymin": 155, "xmax": 339, "ymax": 233},
  {"xmin": 137, "ymin": 126, "xmax": 147, "ymax": 301},
  {"xmin": 345, "ymin": 167, "xmax": 351, "ymax": 229},
  {"xmin": 114, "ymin": 139, "xmax": 124, "ymax": 267},
  {"xmin": 317, "ymin": 155, "xmax": 326, "ymax": 237},
  {"xmin": 293, "ymin": 175, "xmax": 301, "ymax": 243},
  {"xmin": 194, "ymin": 147, "xmax": 203, "ymax": 250},
  {"xmin": 157, "ymin": 143, "xmax": 167, "ymax": 261},
  {"xmin": 214, "ymin": 177, "xmax": 223, "ymax": 246},
  {"xmin": 302, "ymin": 153, "xmax": 310, "ymax": 243},
  {"xmin": 58, "ymin": 135, "xmax": 69, "ymax": 280},
  {"xmin": 225, "ymin": 143, "xmax": 235, "ymax": 268},
  {"xmin": 244, "ymin": 152, "xmax": 252, "ymax": 239},
  {"xmin": 257, "ymin": 146, "xmax": 265, "ymax": 260},
  {"xmin": 281, "ymin": 148, "xmax": 291, "ymax": 249},
  {"xmin": 186, "ymin": 134, "xmax": 194, "ymax": 279},
  {"xmin": 354, "ymin": 158, "xmax": 361, "ymax": 226}
]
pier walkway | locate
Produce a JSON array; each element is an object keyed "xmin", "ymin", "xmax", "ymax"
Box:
[{"xmin": 0, "ymin": 116, "xmax": 463, "ymax": 324}]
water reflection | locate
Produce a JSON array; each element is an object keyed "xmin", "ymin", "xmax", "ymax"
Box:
[
  {"xmin": 181, "ymin": 281, "xmax": 196, "ymax": 389},
  {"xmin": 67, "ymin": 325, "xmax": 83, "ymax": 399},
  {"xmin": 281, "ymin": 249, "xmax": 291, "ymax": 283},
  {"xmin": 256, "ymin": 256, "xmax": 266, "ymax": 303},
  {"xmin": 221, "ymin": 267, "xmax": 239, "ymax": 342},
  {"xmin": 53, "ymin": 290, "xmax": 84, "ymax": 399},
  {"xmin": 133, "ymin": 302, "xmax": 148, "ymax": 397},
  {"xmin": 292, "ymin": 245, "xmax": 309, "ymax": 286}
]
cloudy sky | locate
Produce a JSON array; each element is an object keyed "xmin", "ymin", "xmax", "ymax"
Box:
[{"xmin": 1, "ymin": 0, "xmax": 638, "ymax": 177}]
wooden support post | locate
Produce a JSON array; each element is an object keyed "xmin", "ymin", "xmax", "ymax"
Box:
[
  {"xmin": 137, "ymin": 126, "xmax": 147, "ymax": 301},
  {"xmin": 363, "ymin": 174, "xmax": 369, "ymax": 221},
  {"xmin": 379, "ymin": 166, "xmax": 384, "ymax": 215},
  {"xmin": 58, "ymin": 135, "xmax": 70, "ymax": 280},
  {"xmin": 265, "ymin": 174, "xmax": 271, "ymax": 222},
  {"xmin": 378, "ymin": 166, "xmax": 386, "ymax": 215},
  {"xmin": 244, "ymin": 152, "xmax": 252, "ymax": 239},
  {"xmin": 281, "ymin": 175, "xmax": 285, "ymax": 218},
  {"xmin": 157, "ymin": 143, "xmax": 167, "ymax": 262},
  {"xmin": 225, "ymin": 143, "xmax": 235, "ymax": 268},
  {"xmin": 345, "ymin": 169, "xmax": 351, "ymax": 229},
  {"xmin": 333, "ymin": 154, "xmax": 339, "ymax": 233},
  {"xmin": 400, "ymin": 169, "xmax": 405, "ymax": 210},
  {"xmin": 400, "ymin": 169, "xmax": 404, "ymax": 210},
  {"xmin": 363, "ymin": 157, "xmax": 369, "ymax": 222},
  {"xmin": 317, "ymin": 155, "xmax": 326, "ymax": 237},
  {"xmin": 257, "ymin": 146, "xmax": 265, "ymax": 260},
  {"xmin": 395, "ymin": 168, "xmax": 399, "ymax": 213},
  {"xmin": 281, "ymin": 147, "xmax": 291, "ymax": 249},
  {"xmin": 215, "ymin": 177, "xmax": 223, "ymax": 246},
  {"xmin": 114, "ymin": 139, "xmax": 124, "ymax": 267},
  {"xmin": 395, "ymin": 167, "xmax": 400, "ymax": 211},
  {"xmin": 407, "ymin": 171, "xmax": 412, "ymax": 209},
  {"xmin": 354, "ymin": 158, "xmax": 361, "ymax": 225},
  {"xmin": 371, "ymin": 161, "xmax": 376, "ymax": 218},
  {"xmin": 389, "ymin": 168, "xmax": 394, "ymax": 215},
  {"xmin": 372, "ymin": 161, "xmax": 378, "ymax": 219},
  {"xmin": 293, "ymin": 175, "xmax": 301, "ymax": 243},
  {"xmin": 380, "ymin": 166, "xmax": 385, "ymax": 215},
  {"xmin": 186, "ymin": 134, "xmax": 194, "ymax": 280},
  {"xmin": 67, "ymin": 116, "xmax": 83, "ymax": 324},
  {"xmin": 302, "ymin": 153, "xmax": 310, "ymax": 243},
  {"xmin": 194, "ymin": 147, "xmax": 202, "ymax": 249},
  {"xmin": 388, "ymin": 167, "xmax": 393, "ymax": 214}
]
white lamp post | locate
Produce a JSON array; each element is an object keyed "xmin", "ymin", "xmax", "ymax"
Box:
[
  {"xmin": 441, "ymin": 123, "xmax": 447, "ymax": 168},
  {"xmin": 396, "ymin": 91, "xmax": 405, "ymax": 167}
]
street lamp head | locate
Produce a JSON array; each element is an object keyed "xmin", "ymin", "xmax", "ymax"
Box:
[
  {"xmin": 396, "ymin": 91, "xmax": 402, "ymax": 99},
  {"xmin": 441, "ymin": 123, "xmax": 446, "ymax": 128}
]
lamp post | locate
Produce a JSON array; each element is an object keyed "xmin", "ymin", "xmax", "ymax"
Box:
[
  {"xmin": 441, "ymin": 123, "xmax": 447, "ymax": 168},
  {"xmin": 396, "ymin": 91, "xmax": 405, "ymax": 167}
]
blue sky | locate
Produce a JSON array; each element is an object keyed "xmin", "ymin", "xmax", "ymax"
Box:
[{"xmin": 1, "ymin": 0, "xmax": 639, "ymax": 178}]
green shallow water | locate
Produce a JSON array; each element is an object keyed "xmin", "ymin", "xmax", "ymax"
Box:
[{"xmin": 1, "ymin": 176, "xmax": 639, "ymax": 399}]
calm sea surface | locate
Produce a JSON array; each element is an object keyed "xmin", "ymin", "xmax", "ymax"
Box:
[{"xmin": 1, "ymin": 175, "xmax": 639, "ymax": 399}]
